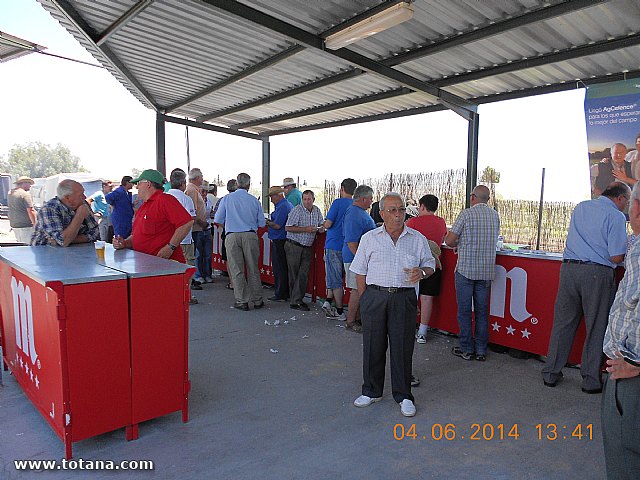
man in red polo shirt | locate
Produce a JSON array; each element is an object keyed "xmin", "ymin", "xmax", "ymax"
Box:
[{"xmin": 113, "ymin": 169, "xmax": 193, "ymax": 263}]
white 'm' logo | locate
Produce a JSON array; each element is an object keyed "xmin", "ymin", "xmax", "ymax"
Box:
[
  {"xmin": 490, "ymin": 266, "xmax": 531, "ymax": 323},
  {"xmin": 11, "ymin": 277, "xmax": 38, "ymax": 364}
]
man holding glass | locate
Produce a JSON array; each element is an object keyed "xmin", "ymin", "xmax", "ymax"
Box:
[{"xmin": 350, "ymin": 192, "xmax": 434, "ymax": 417}]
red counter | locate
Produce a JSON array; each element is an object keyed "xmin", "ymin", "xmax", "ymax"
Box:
[
  {"xmin": 0, "ymin": 244, "xmax": 193, "ymax": 458},
  {"xmin": 431, "ymin": 249, "xmax": 586, "ymax": 364},
  {"xmin": 214, "ymin": 226, "xmax": 590, "ymax": 363}
]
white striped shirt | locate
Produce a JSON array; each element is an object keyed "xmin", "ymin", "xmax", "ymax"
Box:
[
  {"xmin": 349, "ymin": 226, "xmax": 435, "ymax": 288},
  {"xmin": 603, "ymin": 238, "xmax": 640, "ymax": 363}
]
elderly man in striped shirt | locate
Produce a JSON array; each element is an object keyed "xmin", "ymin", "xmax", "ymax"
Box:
[
  {"xmin": 445, "ymin": 185, "xmax": 500, "ymax": 362},
  {"xmin": 285, "ymin": 189, "xmax": 324, "ymax": 311},
  {"xmin": 601, "ymin": 181, "xmax": 640, "ymax": 479},
  {"xmin": 350, "ymin": 192, "xmax": 435, "ymax": 417}
]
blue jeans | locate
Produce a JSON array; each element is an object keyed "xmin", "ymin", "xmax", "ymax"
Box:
[
  {"xmin": 455, "ymin": 272, "xmax": 491, "ymax": 355},
  {"xmin": 194, "ymin": 230, "xmax": 213, "ymax": 279}
]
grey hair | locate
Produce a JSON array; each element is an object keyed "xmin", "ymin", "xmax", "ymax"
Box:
[
  {"xmin": 237, "ymin": 172, "xmax": 251, "ymax": 189},
  {"xmin": 633, "ymin": 181, "xmax": 640, "ymax": 202},
  {"xmin": 170, "ymin": 170, "xmax": 187, "ymax": 189},
  {"xmin": 57, "ymin": 179, "xmax": 79, "ymax": 198},
  {"xmin": 188, "ymin": 168, "xmax": 203, "ymax": 181},
  {"xmin": 379, "ymin": 192, "xmax": 404, "ymax": 211},
  {"xmin": 353, "ymin": 185, "xmax": 373, "ymax": 201}
]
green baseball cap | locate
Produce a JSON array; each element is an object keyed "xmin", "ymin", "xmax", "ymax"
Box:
[{"xmin": 131, "ymin": 169, "xmax": 166, "ymax": 185}]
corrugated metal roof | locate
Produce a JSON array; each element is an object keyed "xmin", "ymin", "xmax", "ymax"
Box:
[
  {"xmin": 0, "ymin": 31, "xmax": 45, "ymax": 63},
  {"xmin": 36, "ymin": 0, "xmax": 640, "ymax": 136}
]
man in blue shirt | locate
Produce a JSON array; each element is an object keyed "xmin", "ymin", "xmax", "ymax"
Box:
[
  {"xmin": 105, "ymin": 175, "xmax": 134, "ymax": 238},
  {"xmin": 88, "ymin": 180, "xmax": 113, "ymax": 242},
  {"xmin": 322, "ymin": 178, "xmax": 357, "ymax": 320},
  {"xmin": 542, "ymin": 183, "xmax": 630, "ymax": 393},
  {"xmin": 214, "ymin": 173, "xmax": 266, "ymax": 311},
  {"xmin": 266, "ymin": 186, "xmax": 293, "ymax": 302},
  {"xmin": 342, "ymin": 185, "xmax": 376, "ymax": 331}
]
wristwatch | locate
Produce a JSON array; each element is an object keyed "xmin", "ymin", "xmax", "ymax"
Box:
[
  {"xmin": 420, "ymin": 269, "xmax": 427, "ymax": 278},
  {"xmin": 167, "ymin": 242, "xmax": 177, "ymax": 251}
]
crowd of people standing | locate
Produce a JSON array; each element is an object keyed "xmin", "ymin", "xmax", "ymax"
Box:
[{"xmin": 5, "ymin": 164, "xmax": 639, "ymax": 477}]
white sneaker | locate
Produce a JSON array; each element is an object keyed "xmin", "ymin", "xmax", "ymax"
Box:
[
  {"xmin": 353, "ymin": 395, "xmax": 382, "ymax": 408},
  {"xmin": 400, "ymin": 399, "xmax": 416, "ymax": 417},
  {"xmin": 416, "ymin": 333, "xmax": 426, "ymax": 344},
  {"xmin": 335, "ymin": 311, "xmax": 347, "ymax": 321},
  {"xmin": 322, "ymin": 301, "xmax": 333, "ymax": 316}
]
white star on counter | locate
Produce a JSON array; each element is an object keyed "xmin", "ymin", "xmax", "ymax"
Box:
[
  {"xmin": 260, "ymin": 268, "xmax": 265, "ymax": 274},
  {"xmin": 25, "ymin": 364, "xmax": 29, "ymax": 375},
  {"xmin": 506, "ymin": 325, "xmax": 516, "ymax": 335},
  {"xmin": 30, "ymin": 369, "xmax": 34, "ymax": 381},
  {"xmin": 521, "ymin": 328, "xmax": 531, "ymax": 339},
  {"xmin": 35, "ymin": 376, "xmax": 40, "ymax": 389},
  {"xmin": 15, "ymin": 353, "xmax": 19, "ymax": 364},
  {"xmin": 19, "ymin": 357, "xmax": 23, "ymax": 369},
  {"xmin": 492, "ymin": 322, "xmax": 501, "ymax": 331}
]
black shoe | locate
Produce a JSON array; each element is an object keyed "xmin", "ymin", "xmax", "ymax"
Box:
[
  {"xmin": 254, "ymin": 301, "xmax": 265, "ymax": 309},
  {"xmin": 581, "ymin": 387, "xmax": 603, "ymax": 394},
  {"xmin": 475, "ymin": 354, "xmax": 486, "ymax": 362},
  {"xmin": 543, "ymin": 372, "xmax": 563, "ymax": 388},
  {"xmin": 451, "ymin": 346, "xmax": 473, "ymax": 361},
  {"xmin": 290, "ymin": 303, "xmax": 310, "ymax": 311},
  {"xmin": 268, "ymin": 296, "xmax": 286, "ymax": 302},
  {"xmin": 191, "ymin": 281, "xmax": 203, "ymax": 291},
  {"xmin": 233, "ymin": 302, "xmax": 249, "ymax": 311}
]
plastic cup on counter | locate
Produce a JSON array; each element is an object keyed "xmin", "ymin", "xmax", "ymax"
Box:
[{"xmin": 94, "ymin": 241, "xmax": 106, "ymax": 262}]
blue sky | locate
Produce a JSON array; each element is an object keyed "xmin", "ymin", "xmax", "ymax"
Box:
[{"xmin": 1, "ymin": 0, "xmax": 592, "ymax": 202}]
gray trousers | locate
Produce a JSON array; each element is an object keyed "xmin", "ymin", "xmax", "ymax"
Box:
[
  {"xmin": 360, "ymin": 287, "xmax": 417, "ymax": 403},
  {"xmin": 226, "ymin": 232, "xmax": 263, "ymax": 304},
  {"xmin": 284, "ymin": 240, "xmax": 312, "ymax": 305},
  {"xmin": 542, "ymin": 263, "xmax": 616, "ymax": 390},
  {"xmin": 13, "ymin": 226, "xmax": 34, "ymax": 244},
  {"xmin": 602, "ymin": 375, "xmax": 640, "ymax": 480}
]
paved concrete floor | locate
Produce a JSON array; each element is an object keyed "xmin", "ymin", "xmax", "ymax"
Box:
[{"xmin": 1, "ymin": 278, "xmax": 605, "ymax": 479}]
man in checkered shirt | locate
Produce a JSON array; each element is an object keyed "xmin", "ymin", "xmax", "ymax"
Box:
[
  {"xmin": 285, "ymin": 190, "xmax": 324, "ymax": 311},
  {"xmin": 445, "ymin": 185, "xmax": 500, "ymax": 362},
  {"xmin": 31, "ymin": 179, "xmax": 100, "ymax": 247}
]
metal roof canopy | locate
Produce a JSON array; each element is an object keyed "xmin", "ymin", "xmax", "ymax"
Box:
[
  {"xmin": 0, "ymin": 31, "xmax": 46, "ymax": 63},
  {"xmin": 37, "ymin": 0, "xmax": 640, "ymax": 207}
]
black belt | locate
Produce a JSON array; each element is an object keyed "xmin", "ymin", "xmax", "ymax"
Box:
[
  {"xmin": 562, "ymin": 259, "xmax": 612, "ymax": 269},
  {"xmin": 228, "ymin": 230, "xmax": 256, "ymax": 234},
  {"xmin": 368, "ymin": 284, "xmax": 414, "ymax": 293},
  {"xmin": 286, "ymin": 239, "xmax": 311, "ymax": 248}
]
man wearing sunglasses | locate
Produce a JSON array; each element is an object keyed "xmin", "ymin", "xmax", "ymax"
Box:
[{"xmin": 445, "ymin": 185, "xmax": 500, "ymax": 362}]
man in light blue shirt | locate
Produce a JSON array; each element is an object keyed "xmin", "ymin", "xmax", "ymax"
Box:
[
  {"xmin": 214, "ymin": 173, "xmax": 266, "ymax": 311},
  {"xmin": 88, "ymin": 180, "xmax": 113, "ymax": 242},
  {"xmin": 342, "ymin": 185, "xmax": 376, "ymax": 331},
  {"xmin": 543, "ymin": 183, "xmax": 630, "ymax": 393}
]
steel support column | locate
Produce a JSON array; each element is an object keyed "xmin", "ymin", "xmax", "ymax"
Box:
[
  {"xmin": 261, "ymin": 137, "xmax": 270, "ymax": 212},
  {"xmin": 466, "ymin": 112, "xmax": 479, "ymax": 208},
  {"xmin": 156, "ymin": 112, "xmax": 166, "ymax": 175}
]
